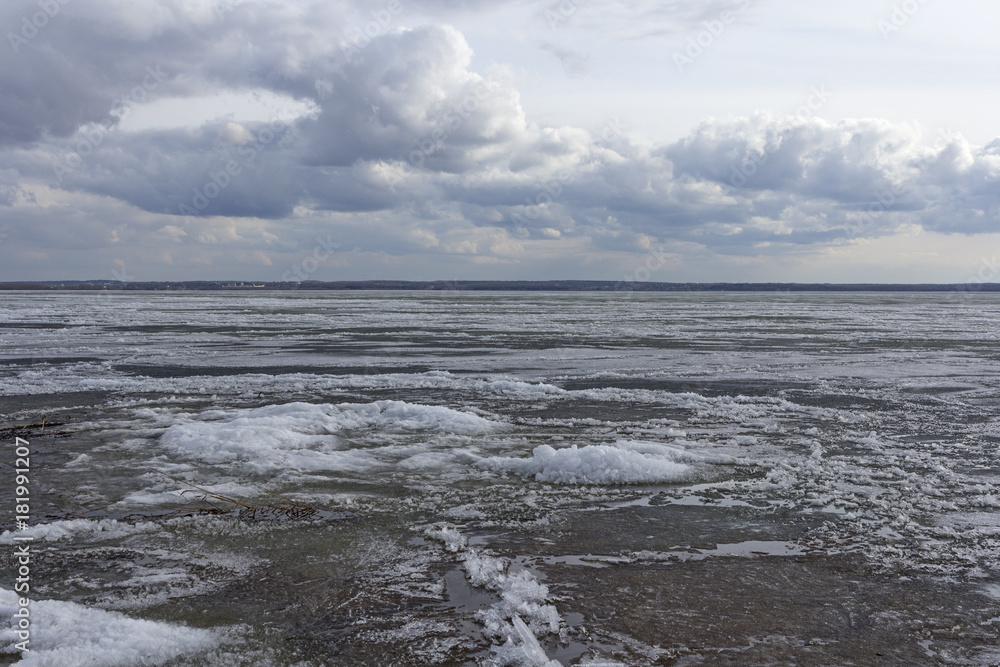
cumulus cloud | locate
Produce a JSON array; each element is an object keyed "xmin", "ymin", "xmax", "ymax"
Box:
[{"xmin": 662, "ymin": 115, "xmax": 1000, "ymax": 238}]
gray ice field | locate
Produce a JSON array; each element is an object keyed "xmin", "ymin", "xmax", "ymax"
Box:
[{"xmin": 2, "ymin": 290, "xmax": 1000, "ymax": 665}]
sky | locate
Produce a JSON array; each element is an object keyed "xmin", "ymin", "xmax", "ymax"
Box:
[{"xmin": 0, "ymin": 0, "xmax": 998, "ymax": 283}]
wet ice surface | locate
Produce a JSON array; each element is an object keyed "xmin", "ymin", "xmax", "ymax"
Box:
[{"xmin": 2, "ymin": 290, "xmax": 1000, "ymax": 665}]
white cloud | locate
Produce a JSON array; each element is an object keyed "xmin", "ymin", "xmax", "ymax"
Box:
[{"xmin": 0, "ymin": 0, "xmax": 998, "ymax": 282}]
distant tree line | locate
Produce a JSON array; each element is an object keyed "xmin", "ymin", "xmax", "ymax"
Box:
[{"xmin": 3, "ymin": 280, "xmax": 1000, "ymax": 292}]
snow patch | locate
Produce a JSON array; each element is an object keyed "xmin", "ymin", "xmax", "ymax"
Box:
[
  {"xmin": 479, "ymin": 379, "xmax": 565, "ymax": 396},
  {"xmin": 0, "ymin": 519, "xmax": 160, "ymax": 545}
]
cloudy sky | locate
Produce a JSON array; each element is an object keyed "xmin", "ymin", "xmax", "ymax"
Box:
[{"xmin": 1, "ymin": 0, "xmax": 998, "ymax": 283}]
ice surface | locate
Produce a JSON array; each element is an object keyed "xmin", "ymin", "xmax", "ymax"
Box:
[
  {"xmin": 0, "ymin": 588, "xmax": 218, "ymax": 666},
  {"xmin": 7, "ymin": 292, "xmax": 1000, "ymax": 663}
]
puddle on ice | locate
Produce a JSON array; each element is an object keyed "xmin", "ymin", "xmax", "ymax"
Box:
[
  {"xmin": 443, "ymin": 567, "xmax": 498, "ymax": 613},
  {"xmin": 702, "ymin": 540, "xmax": 807, "ymax": 558},
  {"xmin": 524, "ymin": 541, "xmax": 808, "ymax": 569}
]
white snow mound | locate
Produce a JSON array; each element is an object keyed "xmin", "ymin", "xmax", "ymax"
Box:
[
  {"xmin": 159, "ymin": 400, "xmax": 497, "ymax": 472},
  {"xmin": 479, "ymin": 440, "xmax": 732, "ymax": 485},
  {"xmin": 0, "ymin": 588, "xmax": 218, "ymax": 666}
]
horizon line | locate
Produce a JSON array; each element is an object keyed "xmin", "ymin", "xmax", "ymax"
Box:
[{"xmin": 2, "ymin": 279, "xmax": 999, "ymax": 293}]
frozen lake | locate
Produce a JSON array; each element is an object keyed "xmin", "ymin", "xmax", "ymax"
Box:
[{"xmin": 2, "ymin": 290, "xmax": 1000, "ymax": 665}]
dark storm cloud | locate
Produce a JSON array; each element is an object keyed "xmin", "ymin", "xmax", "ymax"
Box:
[{"xmin": 0, "ymin": 0, "xmax": 352, "ymax": 146}]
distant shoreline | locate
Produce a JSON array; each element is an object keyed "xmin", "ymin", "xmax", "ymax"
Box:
[{"xmin": 2, "ymin": 280, "xmax": 999, "ymax": 292}]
